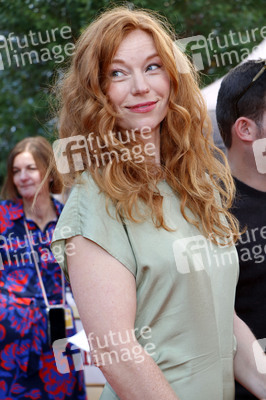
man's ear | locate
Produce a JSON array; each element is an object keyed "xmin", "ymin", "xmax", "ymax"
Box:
[{"xmin": 234, "ymin": 117, "xmax": 257, "ymax": 143}]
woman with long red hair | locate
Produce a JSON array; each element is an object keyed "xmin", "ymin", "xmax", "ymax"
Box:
[{"xmin": 52, "ymin": 7, "xmax": 266, "ymax": 400}]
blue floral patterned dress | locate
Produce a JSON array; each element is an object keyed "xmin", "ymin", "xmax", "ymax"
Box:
[{"xmin": 0, "ymin": 198, "xmax": 87, "ymax": 400}]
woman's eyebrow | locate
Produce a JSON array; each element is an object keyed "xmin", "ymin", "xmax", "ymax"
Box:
[
  {"xmin": 111, "ymin": 53, "xmax": 159, "ymax": 64},
  {"xmin": 13, "ymin": 163, "xmax": 36, "ymax": 169}
]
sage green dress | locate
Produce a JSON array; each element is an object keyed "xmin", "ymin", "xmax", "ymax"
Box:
[{"xmin": 51, "ymin": 172, "xmax": 239, "ymax": 400}]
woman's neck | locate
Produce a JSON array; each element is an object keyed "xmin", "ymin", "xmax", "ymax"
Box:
[
  {"xmin": 23, "ymin": 193, "xmax": 57, "ymax": 231},
  {"xmin": 142, "ymin": 128, "xmax": 161, "ymax": 165}
]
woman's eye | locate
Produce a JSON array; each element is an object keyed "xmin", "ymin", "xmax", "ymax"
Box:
[
  {"xmin": 146, "ymin": 64, "xmax": 161, "ymax": 71},
  {"xmin": 111, "ymin": 70, "xmax": 124, "ymax": 77}
]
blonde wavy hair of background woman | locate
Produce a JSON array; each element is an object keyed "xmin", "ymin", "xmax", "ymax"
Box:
[{"xmin": 55, "ymin": 6, "xmax": 239, "ymax": 245}]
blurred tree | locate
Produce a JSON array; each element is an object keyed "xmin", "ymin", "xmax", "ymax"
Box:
[{"xmin": 0, "ymin": 0, "xmax": 265, "ymax": 185}]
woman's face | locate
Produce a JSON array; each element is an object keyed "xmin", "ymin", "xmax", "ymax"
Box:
[
  {"xmin": 107, "ymin": 29, "xmax": 170, "ymax": 137},
  {"xmin": 13, "ymin": 151, "xmax": 48, "ymax": 200}
]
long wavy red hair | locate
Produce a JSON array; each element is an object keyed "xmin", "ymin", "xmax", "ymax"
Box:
[{"xmin": 55, "ymin": 6, "xmax": 239, "ymax": 244}]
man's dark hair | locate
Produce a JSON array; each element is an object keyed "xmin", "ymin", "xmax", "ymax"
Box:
[{"xmin": 216, "ymin": 60, "xmax": 266, "ymax": 149}]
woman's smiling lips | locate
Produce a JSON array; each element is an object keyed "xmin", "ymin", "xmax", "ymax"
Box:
[{"xmin": 126, "ymin": 101, "xmax": 158, "ymax": 113}]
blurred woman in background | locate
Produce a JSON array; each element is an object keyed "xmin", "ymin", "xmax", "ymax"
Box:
[{"xmin": 0, "ymin": 136, "xmax": 86, "ymax": 400}]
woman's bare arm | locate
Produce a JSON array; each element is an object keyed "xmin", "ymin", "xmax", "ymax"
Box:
[
  {"xmin": 67, "ymin": 235, "xmax": 179, "ymax": 400},
  {"xmin": 234, "ymin": 312, "xmax": 266, "ymax": 399}
]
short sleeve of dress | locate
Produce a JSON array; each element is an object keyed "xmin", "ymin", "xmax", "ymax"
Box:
[{"xmin": 51, "ymin": 173, "xmax": 137, "ymax": 281}]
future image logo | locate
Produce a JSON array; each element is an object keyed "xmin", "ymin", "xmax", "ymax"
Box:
[
  {"xmin": 53, "ymin": 128, "xmax": 156, "ymax": 173},
  {"xmin": 53, "ymin": 338, "xmax": 84, "ymax": 374},
  {"xmin": 52, "ymin": 326, "xmax": 156, "ymax": 373},
  {"xmin": 53, "ymin": 135, "xmax": 91, "ymax": 174},
  {"xmin": 0, "ymin": 26, "xmax": 75, "ymax": 70},
  {"xmin": 173, "ymin": 235, "xmax": 210, "ymax": 274},
  {"xmin": 172, "ymin": 234, "xmax": 238, "ymax": 274},
  {"xmin": 176, "ymin": 26, "xmax": 266, "ymax": 71},
  {"xmin": 176, "ymin": 35, "xmax": 211, "ymax": 72}
]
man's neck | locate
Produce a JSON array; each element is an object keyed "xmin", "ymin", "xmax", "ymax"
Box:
[{"xmin": 227, "ymin": 150, "xmax": 266, "ymax": 192}]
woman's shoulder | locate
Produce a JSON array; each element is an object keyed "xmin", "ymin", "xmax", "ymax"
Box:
[
  {"xmin": 0, "ymin": 198, "xmax": 18, "ymax": 206},
  {"xmin": 53, "ymin": 172, "xmax": 118, "ymax": 237},
  {"xmin": 51, "ymin": 196, "xmax": 64, "ymax": 215},
  {"xmin": 0, "ymin": 198, "xmax": 23, "ymax": 213},
  {"xmin": 62, "ymin": 172, "xmax": 109, "ymax": 212},
  {"xmin": 0, "ymin": 199, "xmax": 24, "ymax": 233},
  {"xmin": 52, "ymin": 172, "xmax": 137, "ymax": 279},
  {"xmin": 52, "ymin": 170, "xmax": 131, "ymax": 252}
]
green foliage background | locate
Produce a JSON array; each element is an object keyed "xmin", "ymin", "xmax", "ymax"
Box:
[{"xmin": 0, "ymin": 0, "xmax": 265, "ymax": 185}]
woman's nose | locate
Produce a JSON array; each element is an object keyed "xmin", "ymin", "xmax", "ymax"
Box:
[
  {"xmin": 131, "ymin": 71, "xmax": 150, "ymax": 95},
  {"xmin": 19, "ymin": 169, "xmax": 29, "ymax": 180}
]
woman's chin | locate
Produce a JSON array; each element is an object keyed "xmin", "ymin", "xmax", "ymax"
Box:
[{"xmin": 19, "ymin": 191, "xmax": 36, "ymax": 202}]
